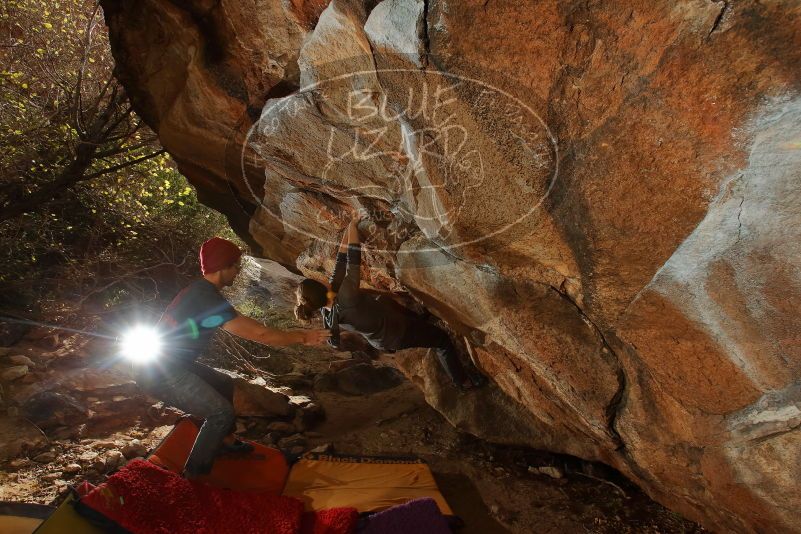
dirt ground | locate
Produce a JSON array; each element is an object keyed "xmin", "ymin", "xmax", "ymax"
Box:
[{"xmin": 0, "ymin": 335, "xmax": 704, "ymax": 534}]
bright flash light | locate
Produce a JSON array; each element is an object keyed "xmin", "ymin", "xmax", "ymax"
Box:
[{"xmin": 121, "ymin": 326, "xmax": 162, "ymax": 364}]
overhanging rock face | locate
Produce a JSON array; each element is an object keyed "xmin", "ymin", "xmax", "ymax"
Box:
[{"xmin": 101, "ymin": 0, "xmax": 801, "ymax": 531}]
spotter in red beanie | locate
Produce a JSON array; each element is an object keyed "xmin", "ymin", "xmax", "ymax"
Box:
[{"xmin": 200, "ymin": 237, "xmax": 242, "ymax": 275}]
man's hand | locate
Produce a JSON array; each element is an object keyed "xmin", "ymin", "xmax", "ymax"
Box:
[{"xmin": 301, "ymin": 329, "xmax": 330, "ymax": 346}]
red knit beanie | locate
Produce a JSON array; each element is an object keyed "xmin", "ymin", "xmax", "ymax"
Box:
[{"xmin": 199, "ymin": 237, "xmax": 242, "ymax": 275}]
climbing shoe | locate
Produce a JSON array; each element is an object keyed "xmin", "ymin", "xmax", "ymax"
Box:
[
  {"xmin": 182, "ymin": 459, "xmax": 214, "ymax": 479},
  {"xmin": 218, "ymin": 439, "xmax": 254, "ymax": 455},
  {"xmin": 455, "ymin": 374, "xmax": 488, "ymax": 391},
  {"xmin": 470, "ymin": 374, "xmax": 488, "ymax": 388}
]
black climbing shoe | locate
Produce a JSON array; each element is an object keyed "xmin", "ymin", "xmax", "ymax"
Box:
[
  {"xmin": 182, "ymin": 460, "xmax": 214, "ymax": 479},
  {"xmin": 218, "ymin": 439, "xmax": 254, "ymax": 456},
  {"xmin": 470, "ymin": 374, "xmax": 488, "ymax": 388},
  {"xmin": 455, "ymin": 374, "xmax": 488, "ymax": 391},
  {"xmin": 455, "ymin": 379, "xmax": 475, "ymax": 391}
]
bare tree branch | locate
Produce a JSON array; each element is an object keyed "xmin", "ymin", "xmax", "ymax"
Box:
[
  {"xmin": 72, "ymin": 258, "xmax": 187, "ymax": 310},
  {"xmin": 94, "ymin": 140, "xmax": 158, "ymax": 159},
  {"xmin": 83, "ymin": 74, "xmax": 115, "ymax": 122},
  {"xmin": 83, "ymin": 149, "xmax": 165, "ymax": 180},
  {"xmin": 99, "ymin": 101, "xmax": 133, "ymax": 139},
  {"xmin": 74, "ymin": 2, "xmax": 102, "ymax": 135}
]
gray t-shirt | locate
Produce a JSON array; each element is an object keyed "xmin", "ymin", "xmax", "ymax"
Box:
[
  {"xmin": 323, "ymin": 244, "xmax": 410, "ymax": 351},
  {"xmin": 158, "ymin": 279, "xmax": 237, "ymax": 366}
]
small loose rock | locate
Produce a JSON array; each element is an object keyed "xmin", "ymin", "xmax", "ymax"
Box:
[
  {"xmin": 278, "ymin": 433, "xmax": 307, "ymax": 449},
  {"xmin": 1, "ymin": 365, "xmax": 29, "ymax": 381},
  {"xmin": 529, "ymin": 465, "xmax": 564, "ymax": 479},
  {"xmin": 265, "ymin": 421, "xmax": 294, "ymax": 433},
  {"xmin": 41, "ymin": 471, "xmax": 63, "ymax": 481},
  {"xmin": 91, "ymin": 440, "xmax": 118, "ymax": 450},
  {"xmin": 104, "ymin": 450, "xmax": 125, "ymax": 471},
  {"xmin": 289, "ymin": 395, "xmax": 314, "ymax": 408},
  {"xmin": 9, "ymin": 458, "xmax": 31, "ymax": 469},
  {"xmin": 79, "ymin": 451, "xmax": 99, "ymax": 463},
  {"xmin": 33, "ymin": 451, "xmax": 57, "ymax": 463},
  {"xmin": 122, "ymin": 439, "xmax": 147, "ymax": 459},
  {"xmin": 63, "ymin": 463, "xmax": 82, "ymax": 474},
  {"xmin": 8, "ymin": 355, "xmax": 35, "ymax": 367}
]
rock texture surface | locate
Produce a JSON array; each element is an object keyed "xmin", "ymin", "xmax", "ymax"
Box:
[{"xmin": 101, "ymin": 0, "xmax": 801, "ymax": 531}]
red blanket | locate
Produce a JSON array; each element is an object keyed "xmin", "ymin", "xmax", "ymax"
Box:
[
  {"xmin": 300, "ymin": 508, "xmax": 359, "ymax": 534},
  {"xmin": 81, "ymin": 459, "xmax": 303, "ymax": 534}
]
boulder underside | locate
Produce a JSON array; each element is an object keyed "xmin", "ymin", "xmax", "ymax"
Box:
[{"xmin": 101, "ymin": 0, "xmax": 801, "ymax": 531}]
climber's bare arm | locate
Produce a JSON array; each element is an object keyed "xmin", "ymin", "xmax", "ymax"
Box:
[
  {"xmin": 337, "ymin": 219, "xmax": 349, "ymax": 254},
  {"xmin": 347, "ymin": 214, "xmax": 361, "ymax": 246},
  {"xmin": 223, "ymin": 314, "xmax": 329, "ymax": 346}
]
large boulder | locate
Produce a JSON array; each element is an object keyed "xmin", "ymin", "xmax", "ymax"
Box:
[
  {"xmin": 101, "ymin": 0, "xmax": 801, "ymax": 531},
  {"xmin": 313, "ymin": 362, "xmax": 404, "ymax": 395},
  {"xmin": 0, "ymin": 416, "xmax": 48, "ymax": 461},
  {"xmin": 232, "ymin": 377, "xmax": 291, "ymax": 417},
  {"xmin": 19, "ymin": 391, "xmax": 88, "ymax": 430},
  {"xmin": 389, "ymin": 348, "xmax": 552, "ymax": 451}
]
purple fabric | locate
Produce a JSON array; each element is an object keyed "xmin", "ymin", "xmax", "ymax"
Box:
[{"xmin": 360, "ymin": 498, "xmax": 451, "ymax": 534}]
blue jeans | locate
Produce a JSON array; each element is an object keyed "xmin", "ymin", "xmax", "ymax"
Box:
[{"xmin": 139, "ymin": 363, "xmax": 235, "ymax": 476}]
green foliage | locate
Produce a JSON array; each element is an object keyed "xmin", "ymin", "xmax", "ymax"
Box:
[
  {"xmin": 0, "ymin": 155, "xmax": 237, "ymax": 317},
  {"xmin": 0, "ymin": 0, "xmax": 240, "ymax": 319},
  {"xmin": 0, "ymin": 0, "xmax": 116, "ymax": 188}
]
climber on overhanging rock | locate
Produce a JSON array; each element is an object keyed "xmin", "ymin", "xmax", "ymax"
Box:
[
  {"xmin": 294, "ymin": 214, "xmax": 487, "ymax": 391},
  {"xmin": 135, "ymin": 237, "xmax": 330, "ymax": 479}
]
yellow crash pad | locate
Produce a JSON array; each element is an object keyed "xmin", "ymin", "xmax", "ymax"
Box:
[{"xmin": 282, "ymin": 454, "xmax": 453, "ymax": 515}]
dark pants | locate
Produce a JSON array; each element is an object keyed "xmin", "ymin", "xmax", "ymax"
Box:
[
  {"xmin": 137, "ymin": 362, "xmax": 235, "ymax": 476},
  {"xmin": 395, "ymin": 320, "xmax": 470, "ymax": 386}
]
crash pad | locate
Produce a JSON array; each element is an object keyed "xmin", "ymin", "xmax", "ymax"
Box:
[
  {"xmin": 147, "ymin": 417, "xmax": 289, "ymax": 493},
  {"xmin": 32, "ymin": 494, "xmax": 103, "ymax": 534},
  {"xmin": 78, "ymin": 459, "xmax": 304, "ymax": 534},
  {"xmin": 0, "ymin": 502, "xmax": 51, "ymax": 534},
  {"xmin": 282, "ymin": 453, "xmax": 453, "ymax": 515}
]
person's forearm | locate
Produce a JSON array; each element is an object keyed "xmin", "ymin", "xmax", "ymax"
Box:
[
  {"xmin": 224, "ymin": 315, "xmax": 305, "ymax": 346},
  {"xmin": 338, "ymin": 222, "xmax": 349, "ymax": 253},
  {"xmin": 224, "ymin": 313, "xmax": 329, "ymax": 346},
  {"xmin": 252, "ymin": 327, "xmax": 305, "ymax": 346},
  {"xmin": 347, "ymin": 218, "xmax": 360, "ymax": 245}
]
